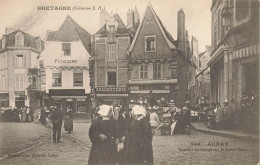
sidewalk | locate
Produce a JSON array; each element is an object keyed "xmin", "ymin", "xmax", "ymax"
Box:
[{"xmin": 191, "ymin": 122, "xmax": 259, "ymax": 142}]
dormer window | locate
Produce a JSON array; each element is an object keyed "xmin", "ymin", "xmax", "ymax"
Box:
[
  {"xmin": 106, "ymin": 18, "xmax": 118, "ymax": 33},
  {"xmin": 2, "ymin": 37, "xmax": 6, "ymax": 49},
  {"xmin": 109, "ymin": 25, "xmax": 115, "ymax": 34},
  {"xmin": 15, "ymin": 32, "xmax": 24, "ymax": 46}
]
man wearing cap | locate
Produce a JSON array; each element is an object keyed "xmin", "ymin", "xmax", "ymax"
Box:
[{"xmin": 88, "ymin": 105, "xmax": 118, "ymax": 165}]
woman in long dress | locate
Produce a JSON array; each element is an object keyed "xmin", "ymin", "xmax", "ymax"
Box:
[
  {"xmin": 125, "ymin": 105, "xmax": 154, "ymax": 165},
  {"xmin": 39, "ymin": 107, "xmax": 46, "ymax": 124},
  {"xmin": 64, "ymin": 107, "xmax": 73, "ymax": 133},
  {"xmin": 88, "ymin": 105, "xmax": 118, "ymax": 165},
  {"xmin": 21, "ymin": 107, "xmax": 27, "ymax": 122}
]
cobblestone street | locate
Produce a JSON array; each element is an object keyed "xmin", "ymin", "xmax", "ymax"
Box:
[{"xmin": 0, "ymin": 121, "xmax": 259, "ymax": 165}]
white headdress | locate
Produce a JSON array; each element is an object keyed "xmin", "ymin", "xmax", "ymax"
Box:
[
  {"xmin": 132, "ymin": 105, "xmax": 146, "ymax": 116},
  {"xmin": 98, "ymin": 105, "xmax": 113, "ymax": 117}
]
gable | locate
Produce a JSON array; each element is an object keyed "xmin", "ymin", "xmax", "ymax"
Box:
[
  {"xmin": 47, "ymin": 16, "xmax": 91, "ymax": 54},
  {"xmin": 130, "ymin": 6, "xmax": 173, "ymax": 59},
  {"xmin": 51, "ymin": 17, "xmax": 80, "ymax": 42}
]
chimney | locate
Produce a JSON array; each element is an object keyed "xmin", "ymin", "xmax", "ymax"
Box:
[
  {"xmin": 100, "ymin": 9, "xmax": 109, "ymax": 28},
  {"xmin": 127, "ymin": 9, "xmax": 134, "ymax": 28},
  {"xmin": 192, "ymin": 36, "xmax": 199, "ymax": 61},
  {"xmin": 5, "ymin": 27, "xmax": 16, "ymax": 35},
  {"xmin": 177, "ymin": 8, "xmax": 185, "ymax": 52},
  {"xmin": 134, "ymin": 6, "xmax": 140, "ymax": 25}
]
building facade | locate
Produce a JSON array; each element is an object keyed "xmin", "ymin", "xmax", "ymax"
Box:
[
  {"xmin": 208, "ymin": 0, "xmax": 259, "ymax": 111},
  {"xmin": 0, "ymin": 29, "xmax": 44, "ymax": 108},
  {"xmin": 128, "ymin": 3, "xmax": 193, "ymax": 107},
  {"xmin": 40, "ymin": 15, "xmax": 92, "ymax": 113},
  {"xmin": 195, "ymin": 45, "xmax": 211, "ymax": 101},
  {"xmin": 92, "ymin": 12, "xmax": 131, "ymax": 107}
]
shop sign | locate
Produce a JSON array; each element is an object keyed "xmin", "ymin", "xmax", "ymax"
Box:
[
  {"xmin": 51, "ymin": 96, "xmax": 87, "ymax": 99},
  {"xmin": 96, "ymin": 94, "xmax": 128, "ymax": 97},
  {"xmin": 130, "ymin": 90, "xmax": 150, "ymax": 94},
  {"xmin": 66, "ymin": 99, "xmax": 73, "ymax": 101},
  {"xmin": 95, "ymin": 87, "xmax": 128, "ymax": 92},
  {"xmin": 15, "ymin": 91, "xmax": 25, "ymax": 96},
  {"xmin": 76, "ymin": 98, "xmax": 85, "ymax": 101},
  {"xmin": 28, "ymin": 68, "xmax": 38, "ymax": 76},
  {"xmin": 152, "ymin": 90, "xmax": 170, "ymax": 93}
]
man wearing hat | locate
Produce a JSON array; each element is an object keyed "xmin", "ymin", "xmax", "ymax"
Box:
[{"xmin": 51, "ymin": 105, "xmax": 63, "ymax": 143}]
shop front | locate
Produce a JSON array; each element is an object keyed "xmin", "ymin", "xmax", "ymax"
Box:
[
  {"xmin": 231, "ymin": 44, "xmax": 259, "ymax": 111},
  {"xmin": 49, "ymin": 89, "xmax": 90, "ymax": 113},
  {"xmin": 128, "ymin": 84, "xmax": 177, "ymax": 107},
  {"xmin": 94, "ymin": 87, "xmax": 128, "ymax": 107},
  {"xmin": 14, "ymin": 91, "xmax": 26, "ymax": 108}
]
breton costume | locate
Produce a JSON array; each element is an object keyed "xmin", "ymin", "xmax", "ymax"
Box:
[
  {"xmin": 88, "ymin": 105, "xmax": 118, "ymax": 165},
  {"xmin": 124, "ymin": 105, "xmax": 154, "ymax": 165},
  {"xmin": 64, "ymin": 107, "xmax": 73, "ymax": 133}
]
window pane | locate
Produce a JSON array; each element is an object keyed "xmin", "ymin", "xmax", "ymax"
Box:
[
  {"xmin": 52, "ymin": 72, "xmax": 62, "ymax": 86},
  {"xmin": 62, "ymin": 43, "xmax": 71, "ymax": 56},
  {"xmin": 107, "ymin": 72, "xmax": 117, "ymax": 85},
  {"xmin": 74, "ymin": 72, "xmax": 83, "ymax": 86},
  {"xmin": 146, "ymin": 36, "xmax": 156, "ymax": 52},
  {"xmin": 236, "ymin": 1, "xmax": 249, "ymax": 21}
]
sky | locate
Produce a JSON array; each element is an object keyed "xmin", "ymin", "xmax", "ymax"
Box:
[{"xmin": 0, "ymin": 0, "xmax": 212, "ymax": 52}]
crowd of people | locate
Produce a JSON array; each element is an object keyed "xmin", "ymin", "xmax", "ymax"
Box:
[
  {"xmin": 89, "ymin": 99, "xmax": 192, "ymax": 165},
  {"xmin": 0, "ymin": 106, "xmax": 34, "ymax": 122},
  {"xmin": 195, "ymin": 91, "xmax": 259, "ymax": 133}
]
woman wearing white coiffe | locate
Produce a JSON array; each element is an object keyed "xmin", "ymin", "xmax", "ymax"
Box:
[
  {"xmin": 124, "ymin": 105, "xmax": 154, "ymax": 165},
  {"xmin": 88, "ymin": 105, "xmax": 118, "ymax": 165}
]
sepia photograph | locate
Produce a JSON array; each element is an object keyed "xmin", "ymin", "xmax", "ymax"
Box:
[{"xmin": 0, "ymin": 0, "xmax": 259, "ymax": 164}]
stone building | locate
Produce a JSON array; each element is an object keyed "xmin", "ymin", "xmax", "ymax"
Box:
[
  {"xmin": 208, "ymin": 0, "xmax": 259, "ymax": 111},
  {"xmin": 40, "ymin": 15, "xmax": 92, "ymax": 113},
  {"xmin": 0, "ymin": 28, "xmax": 44, "ymax": 108},
  {"xmin": 128, "ymin": 3, "xmax": 194, "ymax": 107},
  {"xmin": 195, "ymin": 45, "xmax": 212, "ymax": 102},
  {"xmin": 91, "ymin": 11, "xmax": 131, "ymax": 107}
]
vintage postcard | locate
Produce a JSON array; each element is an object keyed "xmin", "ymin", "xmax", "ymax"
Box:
[{"xmin": 0, "ymin": 0, "xmax": 259, "ymax": 164}]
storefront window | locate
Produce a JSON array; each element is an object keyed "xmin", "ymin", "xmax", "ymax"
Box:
[
  {"xmin": 76, "ymin": 101, "xmax": 85, "ymax": 113},
  {"xmin": 53, "ymin": 99, "xmax": 62, "ymax": 107}
]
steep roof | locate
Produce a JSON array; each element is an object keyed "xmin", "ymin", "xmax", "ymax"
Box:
[
  {"xmin": 199, "ymin": 51, "xmax": 207, "ymax": 58},
  {"xmin": 0, "ymin": 30, "xmax": 41, "ymax": 51},
  {"xmin": 46, "ymin": 15, "xmax": 91, "ymax": 54},
  {"xmin": 128, "ymin": 2, "xmax": 176, "ymax": 52}
]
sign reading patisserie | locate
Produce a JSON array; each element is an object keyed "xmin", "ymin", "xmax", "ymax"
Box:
[{"xmin": 55, "ymin": 59, "xmax": 78, "ymax": 63}]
